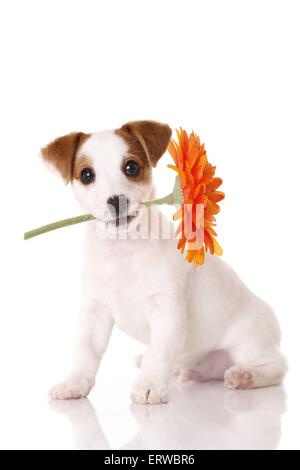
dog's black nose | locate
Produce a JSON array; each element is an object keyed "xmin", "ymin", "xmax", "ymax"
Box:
[{"xmin": 107, "ymin": 195, "xmax": 129, "ymax": 217}]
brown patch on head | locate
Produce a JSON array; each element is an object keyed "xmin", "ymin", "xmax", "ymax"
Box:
[
  {"xmin": 116, "ymin": 120, "xmax": 172, "ymax": 169},
  {"xmin": 115, "ymin": 129, "xmax": 150, "ymax": 184},
  {"xmin": 121, "ymin": 154, "xmax": 151, "ymax": 184},
  {"xmin": 41, "ymin": 132, "xmax": 90, "ymax": 183},
  {"xmin": 73, "ymin": 155, "xmax": 94, "ymax": 181},
  {"xmin": 119, "ymin": 141, "xmax": 152, "ymax": 185}
]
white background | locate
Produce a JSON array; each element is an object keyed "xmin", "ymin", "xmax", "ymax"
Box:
[{"xmin": 1, "ymin": 0, "xmax": 299, "ymax": 450}]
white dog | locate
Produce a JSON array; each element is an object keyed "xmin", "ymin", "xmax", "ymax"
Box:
[{"xmin": 42, "ymin": 120, "xmax": 287, "ymax": 404}]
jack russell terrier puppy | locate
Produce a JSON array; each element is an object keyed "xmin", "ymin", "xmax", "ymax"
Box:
[{"xmin": 42, "ymin": 120, "xmax": 287, "ymax": 404}]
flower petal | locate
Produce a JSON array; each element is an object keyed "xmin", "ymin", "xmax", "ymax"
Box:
[
  {"xmin": 208, "ymin": 191, "xmax": 225, "ymax": 203},
  {"xmin": 168, "ymin": 128, "xmax": 224, "ymax": 267},
  {"xmin": 207, "ymin": 177, "xmax": 223, "ymax": 191},
  {"xmin": 212, "ymin": 237, "xmax": 223, "ymax": 256}
]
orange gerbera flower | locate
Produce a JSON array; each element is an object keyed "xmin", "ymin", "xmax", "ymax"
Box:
[{"xmin": 167, "ymin": 128, "xmax": 225, "ymax": 266}]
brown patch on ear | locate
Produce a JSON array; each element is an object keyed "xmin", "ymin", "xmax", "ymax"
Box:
[
  {"xmin": 73, "ymin": 155, "xmax": 94, "ymax": 181},
  {"xmin": 41, "ymin": 132, "xmax": 90, "ymax": 183},
  {"xmin": 116, "ymin": 120, "xmax": 172, "ymax": 167}
]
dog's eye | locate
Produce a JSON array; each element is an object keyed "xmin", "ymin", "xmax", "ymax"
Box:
[
  {"xmin": 80, "ymin": 167, "xmax": 95, "ymax": 185},
  {"xmin": 124, "ymin": 160, "xmax": 140, "ymax": 177}
]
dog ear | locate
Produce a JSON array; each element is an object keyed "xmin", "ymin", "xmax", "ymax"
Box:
[
  {"xmin": 120, "ymin": 120, "xmax": 172, "ymax": 167},
  {"xmin": 41, "ymin": 132, "xmax": 89, "ymax": 183}
]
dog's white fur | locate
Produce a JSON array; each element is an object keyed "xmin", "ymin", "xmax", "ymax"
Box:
[{"xmin": 47, "ymin": 125, "xmax": 287, "ymax": 404}]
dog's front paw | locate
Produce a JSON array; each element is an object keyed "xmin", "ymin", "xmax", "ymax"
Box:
[
  {"xmin": 49, "ymin": 376, "xmax": 94, "ymax": 400},
  {"xmin": 131, "ymin": 379, "xmax": 169, "ymax": 405}
]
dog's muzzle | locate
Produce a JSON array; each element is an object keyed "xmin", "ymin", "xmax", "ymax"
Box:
[{"xmin": 106, "ymin": 195, "xmax": 138, "ymax": 227}]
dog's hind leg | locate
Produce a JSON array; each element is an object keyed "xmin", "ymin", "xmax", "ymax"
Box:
[
  {"xmin": 223, "ymin": 298, "xmax": 287, "ymax": 390},
  {"xmin": 224, "ymin": 352, "xmax": 287, "ymax": 390}
]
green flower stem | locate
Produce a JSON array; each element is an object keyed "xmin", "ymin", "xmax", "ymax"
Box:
[
  {"xmin": 24, "ymin": 214, "xmax": 95, "ymax": 240},
  {"xmin": 141, "ymin": 176, "xmax": 183, "ymax": 208},
  {"xmin": 140, "ymin": 192, "xmax": 175, "ymax": 208},
  {"xmin": 24, "ymin": 177, "xmax": 183, "ymax": 241}
]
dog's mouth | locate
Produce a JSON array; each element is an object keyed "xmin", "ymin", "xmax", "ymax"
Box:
[{"xmin": 106, "ymin": 210, "xmax": 139, "ymax": 227}]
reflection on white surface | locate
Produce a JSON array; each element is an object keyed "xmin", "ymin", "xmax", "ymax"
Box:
[{"xmin": 50, "ymin": 382, "xmax": 286, "ymax": 450}]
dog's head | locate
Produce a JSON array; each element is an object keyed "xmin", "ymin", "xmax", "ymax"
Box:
[{"xmin": 41, "ymin": 120, "xmax": 172, "ymax": 231}]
